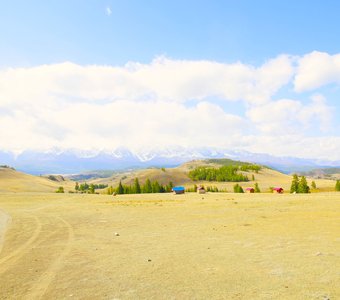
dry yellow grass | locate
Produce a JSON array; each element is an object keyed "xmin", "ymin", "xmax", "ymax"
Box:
[
  {"xmin": 0, "ymin": 192, "xmax": 339, "ymax": 299},
  {"xmin": 0, "ymin": 168, "xmax": 74, "ymax": 193}
]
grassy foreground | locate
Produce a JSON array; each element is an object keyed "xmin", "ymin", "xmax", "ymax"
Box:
[{"xmin": 0, "ymin": 192, "xmax": 339, "ymax": 299}]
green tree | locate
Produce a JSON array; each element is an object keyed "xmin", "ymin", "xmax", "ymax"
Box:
[
  {"xmin": 124, "ymin": 185, "xmax": 132, "ymax": 194},
  {"xmin": 152, "ymin": 180, "xmax": 161, "ymax": 193},
  {"xmin": 166, "ymin": 181, "xmax": 174, "ymax": 192},
  {"xmin": 56, "ymin": 186, "xmax": 64, "ymax": 193},
  {"xmin": 335, "ymin": 180, "xmax": 340, "ymax": 191},
  {"xmin": 298, "ymin": 176, "xmax": 310, "ymax": 193},
  {"xmin": 75, "ymin": 182, "xmax": 79, "ymax": 191},
  {"xmin": 134, "ymin": 178, "xmax": 141, "ymax": 194},
  {"xmin": 254, "ymin": 182, "xmax": 261, "ymax": 193},
  {"xmin": 89, "ymin": 184, "xmax": 95, "ymax": 194},
  {"xmin": 143, "ymin": 179, "xmax": 152, "ymax": 193},
  {"xmin": 233, "ymin": 184, "xmax": 244, "ymax": 193},
  {"xmin": 311, "ymin": 181, "xmax": 316, "ymax": 189},
  {"xmin": 107, "ymin": 186, "xmax": 114, "ymax": 195},
  {"xmin": 290, "ymin": 174, "xmax": 299, "ymax": 193},
  {"xmin": 117, "ymin": 181, "xmax": 124, "ymax": 194}
]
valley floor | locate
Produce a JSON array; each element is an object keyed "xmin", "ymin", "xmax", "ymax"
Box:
[{"xmin": 0, "ymin": 192, "xmax": 339, "ymax": 299}]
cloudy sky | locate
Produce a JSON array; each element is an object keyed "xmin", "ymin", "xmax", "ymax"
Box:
[{"xmin": 0, "ymin": 1, "xmax": 340, "ymax": 160}]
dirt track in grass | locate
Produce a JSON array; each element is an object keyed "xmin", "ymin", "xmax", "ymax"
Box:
[{"xmin": 0, "ymin": 192, "xmax": 339, "ymax": 299}]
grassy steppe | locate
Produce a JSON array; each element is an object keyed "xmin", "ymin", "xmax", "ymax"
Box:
[
  {"xmin": 90, "ymin": 165, "xmax": 336, "ymax": 193},
  {"xmin": 0, "ymin": 192, "xmax": 339, "ymax": 299},
  {"xmin": 0, "ymin": 168, "xmax": 74, "ymax": 193}
]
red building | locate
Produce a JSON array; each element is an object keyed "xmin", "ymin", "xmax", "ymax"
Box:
[
  {"xmin": 245, "ymin": 187, "xmax": 255, "ymax": 193},
  {"xmin": 273, "ymin": 187, "xmax": 284, "ymax": 194}
]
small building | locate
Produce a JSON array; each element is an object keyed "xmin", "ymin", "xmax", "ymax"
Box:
[
  {"xmin": 197, "ymin": 186, "xmax": 206, "ymax": 194},
  {"xmin": 172, "ymin": 186, "xmax": 185, "ymax": 194},
  {"xmin": 245, "ymin": 187, "xmax": 255, "ymax": 193},
  {"xmin": 273, "ymin": 187, "xmax": 284, "ymax": 194}
]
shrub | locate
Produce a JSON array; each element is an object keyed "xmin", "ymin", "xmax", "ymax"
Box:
[
  {"xmin": 336, "ymin": 180, "xmax": 340, "ymax": 191},
  {"xmin": 233, "ymin": 184, "xmax": 244, "ymax": 193},
  {"xmin": 56, "ymin": 186, "xmax": 64, "ymax": 193},
  {"xmin": 254, "ymin": 182, "xmax": 261, "ymax": 193}
]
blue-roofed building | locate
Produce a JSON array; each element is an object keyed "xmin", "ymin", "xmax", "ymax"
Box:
[{"xmin": 172, "ymin": 186, "xmax": 185, "ymax": 194}]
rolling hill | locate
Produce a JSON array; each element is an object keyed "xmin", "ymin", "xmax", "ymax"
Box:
[
  {"xmin": 0, "ymin": 166, "xmax": 74, "ymax": 193},
  {"xmin": 83, "ymin": 159, "xmax": 336, "ymax": 193},
  {"xmin": 0, "ymin": 158, "xmax": 336, "ymax": 193}
]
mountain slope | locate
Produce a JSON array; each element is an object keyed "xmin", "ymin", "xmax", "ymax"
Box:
[
  {"xmin": 1, "ymin": 147, "xmax": 339, "ymax": 175},
  {"xmin": 0, "ymin": 167, "xmax": 74, "ymax": 193},
  {"xmin": 85, "ymin": 159, "xmax": 336, "ymax": 193}
]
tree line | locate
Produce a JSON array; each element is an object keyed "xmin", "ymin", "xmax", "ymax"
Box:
[
  {"xmin": 107, "ymin": 178, "xmax": 174, "ymax": 195},
  {"xmin": 188, "ymin": 165, "xmax": 255, "ymax": 182},
  {"xmin": 75, "ymin": 182, "xmax": 108, "ymax": 194},
  {"xmin": 185, "ymin": 184, "xmax": 228, "ymax": 193}
]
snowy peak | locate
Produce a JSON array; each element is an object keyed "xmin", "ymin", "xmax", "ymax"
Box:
[{"xmin": 0, "ymin": 147, "xmax": 339, "ymax": 175}]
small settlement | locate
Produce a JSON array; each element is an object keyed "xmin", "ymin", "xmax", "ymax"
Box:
[{"xmin": 172, "ymin": 186, "xmax": 185, "ymax": 194}]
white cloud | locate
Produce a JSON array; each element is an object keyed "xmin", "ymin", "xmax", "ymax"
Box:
[
  {"xmin": 0, "ymin": 56, "xmax": 294, "ymax": 107},
  {"xmin": 246, "ymin": 95, "xmax": 333, "ymax": 134},
  {"xmin": 0, "ymin": 53, "xmax": 339, "ymax": 160},
  {"xmin": 106, "ymin": 6, "xmax": 112, "ymax": 16},
  {"xmin": 294, "ymin": 51, "xmax": 340, "ymax": 92},
  {"xmin": 0, "ymin": 100, "xmax": 247, "ymax": 152}
]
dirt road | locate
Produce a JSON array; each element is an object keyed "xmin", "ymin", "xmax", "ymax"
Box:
[{"xmin": 0, "ymin": 192, "xmax": 339, "ymax": 299}]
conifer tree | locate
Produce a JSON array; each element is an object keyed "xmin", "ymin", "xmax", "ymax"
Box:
[
  {"xmin": 311, "ymin": 181, "xmax": 316, "ymax": 189},
  {"xmin": 254, "ymin": 182, "xmax": 260, "ymax": 193},
  {"xmin": 233, "ymin": 184, "xmax": 244, "ymax": 193},
  {"xmin": 143, "ymin": 179, "xmax": 152, "ymax": 193},
  {"xmin": 123, "ymin": 185, "xmax": 132, "ymax": 194},
  {"xmin": 117, "ymin": 181, "xmax": 124, "ymax": 194},
  {"xmin": 152, "ymin": 180, "xmax": 161, "ymax": 193},
  {"xmin": 290, "ymin": 174, "xmax": 299, "ymax": 193},
  {"xmin": 298, "ymin": 176, "xmax": 310, "ymax": 193},
  {"xmin": 134, "ymin": 178, "xmax": 141, "ymax": 194},
  {"xmin": 75, "ymin": 182, "xmax": 79, "ymax": 191},
  {"xmin": 167, "ymin": 181, "xmax": 174, "ymax": 192}
]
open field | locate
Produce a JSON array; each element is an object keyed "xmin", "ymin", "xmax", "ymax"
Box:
[{"xmin": 0, "ymin": 192, "xmax": 339, "ymax": 299}]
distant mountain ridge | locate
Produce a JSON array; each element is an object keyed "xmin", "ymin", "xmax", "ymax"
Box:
[{"xmin": 0, "ymin": 147, "xmax": 339, "ymax": 175}]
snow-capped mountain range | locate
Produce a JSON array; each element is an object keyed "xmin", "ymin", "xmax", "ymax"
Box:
[{"xmin": 1, "ymin": 147, "xmax": 339, "ymax": 175}]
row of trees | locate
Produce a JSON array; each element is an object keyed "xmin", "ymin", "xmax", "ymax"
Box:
[
  {"xmin": 185, "ymin": 185, "xmax": 228, "ymax": 193},
  {"xmin": 290, "ymin": 175, "xmax": 310, "ymax": 193},
  {"xmin": 189, "ymin": 166, "xmax": 250, "ymax": 182},
  {"xmin": 107, "ymin": 178, "xmax": 174, "ymax": 195},
  {"xmin": 75, "ymin": 182, "xmax": 108, "ymax": 194},
  {"xmin": 239, "ymin": 165, "xmax": 261, "ymax": 173}
]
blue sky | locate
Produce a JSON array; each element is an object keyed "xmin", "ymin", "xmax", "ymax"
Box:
[
  {"xmin": 0, "ymin": 1, "xmax": 340, "ymax": 160},
  {"xmin": 1, "ymin": 0, "xmax": 339, "ymax": 66}
]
